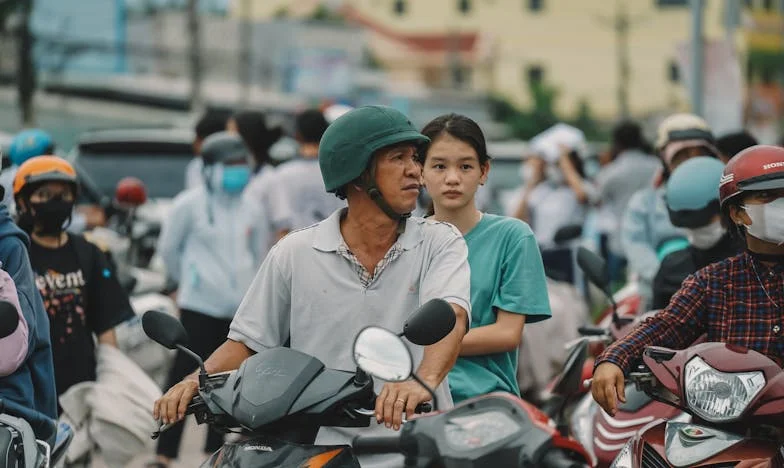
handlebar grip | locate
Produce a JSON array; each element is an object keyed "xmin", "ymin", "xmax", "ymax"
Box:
[
  {"xmin": 352, "ymin": 436, "xmax": 402, "ymax": 455},
  {"xmin": 578, "ymin": 326, "xmax": 607, "ymax": 336}
]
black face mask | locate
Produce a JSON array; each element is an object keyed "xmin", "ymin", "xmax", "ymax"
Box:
[{"xmin": 29, "ymin": 197, "xmax": 73, "ymax": 236}]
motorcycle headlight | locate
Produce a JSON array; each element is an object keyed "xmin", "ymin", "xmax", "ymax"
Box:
[
  {"xmin": 684, "ymin": 356, "xmax": 766, "ymax": 422},
  {"xmin": 609, "ymin": 439, "xmax": 633, "ymax": 468}
]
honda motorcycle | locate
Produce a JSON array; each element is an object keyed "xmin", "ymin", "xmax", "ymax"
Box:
[
  {"xmin": 143, "ymin": 299, "xmax": 457, "ymax": 467},
  {"xmin": 612, "ymin": 342, "xmax": 784, "ymax": 467},
  {"xmin": 566, "ymin": 248, "xmax": 685, "ymax": 467}
]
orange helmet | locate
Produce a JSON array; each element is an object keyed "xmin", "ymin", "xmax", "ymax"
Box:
[{"xmin": 13, "ymin": 155, "xmax": 78, "ymax": 198}]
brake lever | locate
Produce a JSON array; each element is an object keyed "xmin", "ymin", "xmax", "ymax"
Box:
[
  {"xmin": 354, "ymin": 402, "xmax": 433, "ymax": 423},
  {"xmin": 583, "ymin": 378, "xmax": 593, "ymax": 390}
]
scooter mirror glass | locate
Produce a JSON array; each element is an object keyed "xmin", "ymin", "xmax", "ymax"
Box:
[
  {"xmin": 142, "ymin": 310, "xmax": 189, "ymax": 350},
  {"xmin": 353, "ymin": 326, "xmax": 413, "ymax": 382},
  {"xmin": 576, "ymin": 246, "xmax": 610, "ymax": 293}
]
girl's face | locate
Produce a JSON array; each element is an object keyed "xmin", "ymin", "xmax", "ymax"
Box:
[{"xmin": 422, "ymin": 133, "xmax": 488, "ymax": 212}]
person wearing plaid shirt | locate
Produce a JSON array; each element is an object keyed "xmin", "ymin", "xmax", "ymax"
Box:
[{"xmin": 593, "ymin": 145, "xmax": 784, "ymax": 416}]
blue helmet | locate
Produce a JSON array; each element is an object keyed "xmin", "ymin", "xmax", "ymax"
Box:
[
  {"xmin": 8, "ymin": 129, "xmax": 54, "ymax": 167},
  {"xmin": 665, "ymin": 156, "xmax": 725, "ymax": 228}
]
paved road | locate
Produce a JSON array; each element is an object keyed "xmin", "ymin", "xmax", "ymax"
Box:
[{"xmin": 91, "ymin": 418, "xmax": 213, "ymax": 468}]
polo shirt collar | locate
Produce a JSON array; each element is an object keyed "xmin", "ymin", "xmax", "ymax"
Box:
[{"xmin": 312, "ymin": 208, "xmax": 424, "ymax": 252}]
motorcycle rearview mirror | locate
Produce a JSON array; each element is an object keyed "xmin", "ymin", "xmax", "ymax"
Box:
[
  {"xmin": 353, "ymin": 326, "xmax": 440, "ymax": 411},
  {"xmin": 402, "ymin": 298, "xmax": 456, "ymax": 346},
  {"xmin": 142, "ymin": 310, "xmax": 208, "ymax": 387},
  {"xmin": 0, "ymin": 301, "xmax": 19, "ymax": 339},
  {"xmin": 353, "ymin": 327, "xmax": 413, "ymax": 382},
  {"xmin": 576, "ymin": 247, "xmax": 624, "ymax": 327}
]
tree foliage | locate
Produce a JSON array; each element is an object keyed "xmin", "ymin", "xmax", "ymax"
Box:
[{"xmin": 488, "ymin": 79, "xmax": 606, "ymax": 141}]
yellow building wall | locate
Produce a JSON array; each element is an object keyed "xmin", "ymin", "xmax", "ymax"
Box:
[{"xmin": 234, "ymin": 0, "xmax": 739, "ymax": 120}]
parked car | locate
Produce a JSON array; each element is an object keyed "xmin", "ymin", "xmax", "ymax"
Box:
[{"xmin": 67, "ymin": 127, "xmax": 195, "ymax": 267}]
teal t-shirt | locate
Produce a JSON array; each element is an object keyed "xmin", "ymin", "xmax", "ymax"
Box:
[{"xmin": 448, "ymin": 214, "xmax": 552, "ymax": 403}]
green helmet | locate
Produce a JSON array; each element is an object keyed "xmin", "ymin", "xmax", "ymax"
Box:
[{"xmin": 319, "ymin": 105, "xmax": 430, "ymax": 193}]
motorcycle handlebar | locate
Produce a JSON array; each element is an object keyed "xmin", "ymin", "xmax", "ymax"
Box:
[
  {"xmin": 577, "ymin": 325, "xmax": 607, "ymax": 336},
  {"xmin": 151, "ymin": 395, "xmax": 205, "ymax": 440}
]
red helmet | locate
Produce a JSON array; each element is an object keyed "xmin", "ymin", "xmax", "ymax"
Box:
[
  {"xmin": 115, "ymin": 177, "xmax": 147, "ymax": 207},
  {"xmin": 719, "ymin": 145, "xmax": 784, "ymax": 208}
]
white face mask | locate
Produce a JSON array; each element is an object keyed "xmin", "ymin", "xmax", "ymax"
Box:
[
  {"xmin": 685, "ymin": 219, "xmax": 726, "ymax": 249},
  {"xmin": 743, "ymin": 198, "xmax": 784, "ymax": 245}
]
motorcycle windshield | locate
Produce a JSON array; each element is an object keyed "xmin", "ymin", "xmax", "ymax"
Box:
[{"xmin": 201, "ymin": 436, "xmax": 360, "ymax": 468}]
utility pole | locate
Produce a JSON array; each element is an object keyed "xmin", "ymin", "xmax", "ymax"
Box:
[
  {"xmin": 596, "ymin": 0, "xmax": 645, "ymax": 120},
  {"xmin": 615, "ymin": 0, "xmax": 630, "ymax": 120},
  {"xmin": 17, "ymin": 0, "xmax": 35, "ymax": 126},
  {"xmin": 187, "ymin": 0, "xmax": 204, "ymax": 113},
  {"xmin": 689, "ymin": 0, "xmax": 704, "ymax": 117},
  {"xmin": 238, "ymin": 0, "xmax": 252, "ymax": 106}
]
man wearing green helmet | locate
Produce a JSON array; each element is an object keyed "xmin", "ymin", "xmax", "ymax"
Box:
[{"xmin": 152, "ymin": 106, "xmax": 470, "ymax": 467}]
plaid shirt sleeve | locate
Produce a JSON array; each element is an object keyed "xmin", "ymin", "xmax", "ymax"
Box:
[{"xmin": 597, "ymin": 271, "xmax": 709, "ymax": 374}]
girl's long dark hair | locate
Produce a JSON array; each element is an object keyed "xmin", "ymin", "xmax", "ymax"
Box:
[{"xmin": 419, "ymin": 114, "xmax": 490, "ymax": 216}]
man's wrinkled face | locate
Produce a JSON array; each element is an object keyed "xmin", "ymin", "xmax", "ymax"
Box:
[{"xmin": 372, "ymin": 143, "xmax": 422, "ymax": 214}]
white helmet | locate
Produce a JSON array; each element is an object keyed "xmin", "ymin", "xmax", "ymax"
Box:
[{"xmin": 324, "ymin": 104, "xmax": 354, "ymax": 124}]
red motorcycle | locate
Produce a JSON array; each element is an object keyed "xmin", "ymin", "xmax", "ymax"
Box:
[
  {"xmin": 564, "ymin": 248, "xmax": 685, "ymax": 467},
  {"xmin": 614, "ymin": 342, "xmax": 784, "ymax": 467}
]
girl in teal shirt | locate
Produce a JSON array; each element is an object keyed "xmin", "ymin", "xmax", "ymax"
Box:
[{"xmin": 419, "ymin": 114, "xmax": 552, "ymax": 403}]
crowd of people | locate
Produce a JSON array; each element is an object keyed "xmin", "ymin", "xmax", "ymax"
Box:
[{"xmin": 0, "ymin": 101, "xmax": 783, "ymax": 467}]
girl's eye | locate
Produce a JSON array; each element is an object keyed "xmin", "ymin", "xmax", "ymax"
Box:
[
  {"xmin": 461, "ymin": 165, "xmax": 473, "ymax": 170},
  {"xmin": 432, "ymin": 164, "xmax": 446, "ymax": 170}
]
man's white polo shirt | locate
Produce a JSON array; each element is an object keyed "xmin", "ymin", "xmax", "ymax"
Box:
[{"xmin": 228, "ymin": 208, "xmax": 471, "ymax": 465}]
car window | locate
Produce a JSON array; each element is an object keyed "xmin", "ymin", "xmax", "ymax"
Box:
[{"xmin": 73, "ymin": 151, "xmax": 192, "ymax": 200}]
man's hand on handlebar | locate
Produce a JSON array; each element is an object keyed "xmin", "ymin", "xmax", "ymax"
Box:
[
  {"xmin": 153, "ymin": 376, "xmax": 199, "ymax": 424},
  {"xmin": 376, "ymin": 381, "xmax": 432, "ymax": 431},
  {"xmin": 591, "ymin": 362, "xmax": 626, "ymax": 416}
]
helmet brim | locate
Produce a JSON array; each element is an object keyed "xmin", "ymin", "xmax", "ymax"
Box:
[
  {"xmin": 739, "ymin": 175, "xmax": 784, "ymax": 192},
  {"xmin": 667, "ymin": 200, "xmax": 720, "ymax": 228},
  {"xmin": 368, "ymin": 130, "xmax": 431, "ymax": 155}
]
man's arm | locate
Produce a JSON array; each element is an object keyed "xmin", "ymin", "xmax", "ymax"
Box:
[
  {"xmin": 376, "ymin": 304, "xmax": 467, "ymax": 431},
  {"xmin": 376, "ymin": 225, "xmax": 472, "ymax": 430},
  {"xmin": 416, "ymin": 304, "xmax": 468, "ymax": 387},
  {"xmin": 155, "ymin": 247, "xmax": 291, "ymax": 424}
]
